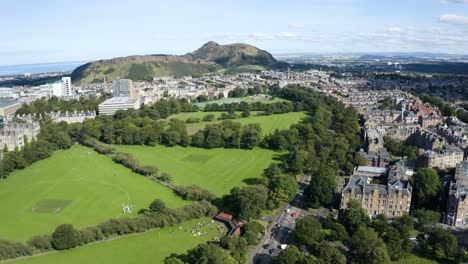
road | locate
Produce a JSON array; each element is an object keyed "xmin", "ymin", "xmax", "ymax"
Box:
[{"xmin": 250, "ymin": 174, "xmax": 312, "ymax": 264}]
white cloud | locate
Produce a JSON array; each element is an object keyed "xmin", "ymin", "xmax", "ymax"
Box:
[
  {"xmin": 206, "ymin": 25, "xmax": 468, "ymax": 54},
  {"xmin": 439, "ymin": 14, "xmax": 468, "ymax": 25},
  {"xmin": 288, "ymin": 23, "xmax": 304, "ymax": 29},
  {"xmin": 384, "ymin": 26, "xmax": 406, "ymax": 34},
  {"xmin": 276, "ymin": 32, "xmax": 297, "ymax": 39},
  {"xmin": 441, "ymin": 0, "xmax": 468, "ymax": 4}
]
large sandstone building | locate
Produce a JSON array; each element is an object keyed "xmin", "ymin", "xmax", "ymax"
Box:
[
  {"xmin": 341, "ymin": 161, "xmax": 413, "ymax": 218},
  {"xmin": 445, "ymin": 161, "xmax": 468, "ymax": 227}
]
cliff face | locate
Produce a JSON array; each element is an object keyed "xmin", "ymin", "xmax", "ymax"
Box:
[{"xmin": 71, "ymin": 41, "xmax": 281, "ymax": 83}]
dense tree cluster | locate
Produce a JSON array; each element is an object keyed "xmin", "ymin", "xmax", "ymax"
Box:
[
  {"xmin": 412, "ymin": 168, "xmax": 440, "ymax": 209},
  {"xmin": 203, "ymin": 100, "xmax": 306, "ymax": 115},
  {"xmin": 16, "ymin": 95, "xmax": 107, "ymax": 116},
  {"xmin": 227, "ymin": 85, "xmax": 265, "ymax": 98},
  {"xmin": 275, "ymin": 216, "xmax": 345, "ymax": 264},
  {"xmin": 383, "ymin": 135, "xmax": 418, "ymax": 159}
]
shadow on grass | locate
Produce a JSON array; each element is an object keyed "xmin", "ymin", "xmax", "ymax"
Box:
[
  {"xmin": 243, "ymin": 178, "xmax": 265, "ymax": 185},
  {"xmin": 299, "ymin": 112, "xmax": 314, "ymax": 125}
]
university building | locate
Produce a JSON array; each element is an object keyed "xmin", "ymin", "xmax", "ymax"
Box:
[{"xmin": 341, "ymin": 162, "xmax": 413, "ymax": 218}]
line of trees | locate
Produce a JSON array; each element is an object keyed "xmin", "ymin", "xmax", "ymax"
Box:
[
  {"xmin": 0, "ymin": 200, "xmax": 217, "ymax": 261},
  {"xmin": 203, "ymin": 100, "xmax": 306, "ymax": 115}
]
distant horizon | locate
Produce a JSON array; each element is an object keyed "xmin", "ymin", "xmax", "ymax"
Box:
[{"xmin": 1, "ymin": 49, "xmax": 468, "ymax": 68}]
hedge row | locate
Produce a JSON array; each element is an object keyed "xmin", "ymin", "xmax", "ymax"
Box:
[{"xmin": 0, "ymin": 201, "xmax": 217, "ymax": 261}]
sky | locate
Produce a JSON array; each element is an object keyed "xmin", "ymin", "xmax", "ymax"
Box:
[{"xmin": 1, "ymin": 0, "xmax": 468, "ymax": 65}]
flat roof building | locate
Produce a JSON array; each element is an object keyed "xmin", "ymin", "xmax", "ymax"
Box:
[
  {"xmin": 0, "ymin": 100, "xmax": 21, "ymax": 118},
  {"xmin": 98, "ymin": 97, "xmax": 140, "ymax": 115}
]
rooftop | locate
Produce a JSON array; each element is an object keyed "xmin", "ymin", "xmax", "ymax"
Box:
[
  {"xmin": 356, "ymin": 166, "xmax": 389, "ymax": 174},
  {"xmin": 99, "ymin": 97, "xmax": 138, "ymax": 106},
  {"xmin": 0, "ymin": 100, "xmax": 20, "ymax": 108}
]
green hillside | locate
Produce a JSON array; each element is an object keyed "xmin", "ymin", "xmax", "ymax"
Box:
[{"xmin": 71, "ymin": 41, "xmax": 286, "ymax": 83}]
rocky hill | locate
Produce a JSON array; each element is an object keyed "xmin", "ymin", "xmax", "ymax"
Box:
[{"xmin": 71, "ymin": 41, "xmax": 284, "ymax": 83}]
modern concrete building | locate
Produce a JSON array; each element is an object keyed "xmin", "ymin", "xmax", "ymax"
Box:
[
  {"xmin": 49, "ymin": 77, "xmax": 73, "ymax": 97},
  {"xmin": 98, "ymin": 97, "xmax": 140, "ymax": 115},
  {"xmin": 112, "ymin": 78, "xmax": 135, "ymax": 98},
  {"xmin": 445, "ymin": 161, "xmax": 468, "ymax": 227},
  {"xmin": 0, "ymin": 100, "xmax": 21, "ymax": 118}
]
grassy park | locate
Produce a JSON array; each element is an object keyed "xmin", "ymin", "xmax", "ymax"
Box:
[
  {"xmin": 0, "ymin": 145, "xmax": 187, "ymax": 242},
  {"xmin": 167, "ymin": 111, "xmax": 307, "ymax": 135},
  {"xmin": 114, "ymin": 145, "xmax": 278, "ymax": 196},
  {"xmin": 8, "ymin": 217, "xmax": 222, "ymax": 264}
]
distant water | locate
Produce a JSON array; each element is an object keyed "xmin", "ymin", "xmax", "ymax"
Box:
[{"xmin": 0, "ymin": 61, "xmax": 88, "ymax": 77}]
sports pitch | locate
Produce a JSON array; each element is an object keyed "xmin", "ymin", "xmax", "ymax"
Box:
[
  {"xmin": 114, "ymin": 145, "xmax": 279, "ymax": 196},
  {"xmin": 9, "ymin": 217, "xmax": 222, "ymax": 264},
  {"xmin": 0, "ymin": 145, "xmax": 188, "ymax": 242}
]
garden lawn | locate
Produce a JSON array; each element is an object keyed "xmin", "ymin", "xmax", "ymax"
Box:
[
  {"xmin": 8, "ymin": 217, "xmax": 221, "ymax": 264},
  {"xmin": 113, "ymin": 145, "xmax": 278, "ymax": 196},
  {"xmin": 167, "ymin": 111, "xmax": 307, "ymax": 135},
  {"xmin": 0, "ymin": 145, "xmax": 187, "ymax": 242}
]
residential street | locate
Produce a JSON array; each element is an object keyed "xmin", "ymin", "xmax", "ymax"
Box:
[{"xmin": 249, "ymin": 174, "xmax": 312, "ymax": 264}]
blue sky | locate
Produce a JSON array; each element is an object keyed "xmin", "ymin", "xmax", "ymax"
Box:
[{"xmin": 1, "ymin": 0, "xmax": 468, "ymax": 65}]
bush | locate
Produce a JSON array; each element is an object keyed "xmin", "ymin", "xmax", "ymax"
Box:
[
  {"xmin": 134, "ymin": 165, "xmax": 158, "ymax": 176},
  {"xmin": 0, "ymin": 240, "xmax": 32, "ymax": 260},
  {"xmin": 186, "ymin": 117, "xmax": 201, "ymax": 123},
  {"xmin": 27, "ymin": 235, "xmax": 52, "ymax": 252},
  {"xmin": 149, "ymin": 199, "xmax": 167, "ymax": 213},
  {"xmin": 202, "ymin": 114, "xmax": 215, "ymax": 121},
  {"xmin": 175, "ymin": 185, "xmax": 217, "ymax": 201},
  {"xmin": 51, "ymin": 224, "xmax": 81, "ymax": 250},
  {"xmin": 242, "ymin": 221, "xmax": 264, "ymax": 245},
  {"xmin": 159, "ymin": 172, "xmax": 172, "ymax": 182}
]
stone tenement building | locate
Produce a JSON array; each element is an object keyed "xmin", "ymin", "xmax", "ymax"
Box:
[
  {"xmin": 341, "ymin": 176, "xmax": 412, "ymax": 218},
  {"xmin": 445, "ymin": 161, "xmax": 468, "ymax": 227},
  {"xmin": 419, "ymin": 115, "xmax": 443, "ymax": 128},
  {"xmin": 408, "ymin": 129, "xmax": 446, "ymax": 151},
  {"xmin": 48, "ymin": 110, "xmax": 96, "ymax": 124},
  {"xmin": 417, "ymin": 146, "xmax": 465, "ymax": 170},
  {"xmin": 341, "ymin": 163, "xmax": 413, "ymax": 218},
  {"xmin": 0, "ymin": 121, "xmax": 40, "ymax": 151}
]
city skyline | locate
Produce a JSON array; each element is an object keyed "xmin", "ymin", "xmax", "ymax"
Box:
[{"xmin": 1, "ymin": 0, "xmax": 468, "ymax": 65}]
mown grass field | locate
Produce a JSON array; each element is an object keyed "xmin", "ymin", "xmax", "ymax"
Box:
[
  {"xmin": 167, "ymin": 111, "xmax": 307, "ymax": 135},
  {"xmin": 8, "ymin": 217, "xmax": 221, "ymax": 264},
  {"xmin": 113, "ymin": 145, "xmax": 279, "ymax": 196},
  {"xmin": 392, "ymin": 254, "xmax": 439, "ymax": 264},
  {"xmin": 0, "ymin": 145, "xmax": 187, "ymax": 242}
]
